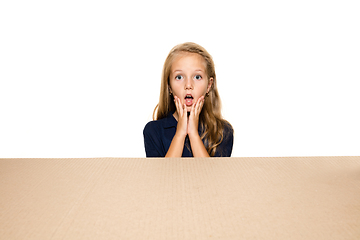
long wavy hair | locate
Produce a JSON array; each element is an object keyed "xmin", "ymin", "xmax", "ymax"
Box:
[{"xmin": 153, "ymin": 42, "xmax": 233, "ymax": 156}]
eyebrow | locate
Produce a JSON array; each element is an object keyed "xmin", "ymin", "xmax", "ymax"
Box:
[{"xmin": 172, "ymin": 69, "xmax": 204, "ymax": 73}]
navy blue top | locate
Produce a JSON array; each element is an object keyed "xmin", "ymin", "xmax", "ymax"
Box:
[{"xmin": 143, "ymin": 112, "xmax": 233, "ymax": 157}]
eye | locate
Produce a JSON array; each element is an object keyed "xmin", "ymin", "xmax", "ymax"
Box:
[
  {"xmin": 194, "ymin": 75, "xmax": 202, "ymax": 80},
  {"xmin": 175, "ymin": 75, "xmax": 183, "ymax": 80}
]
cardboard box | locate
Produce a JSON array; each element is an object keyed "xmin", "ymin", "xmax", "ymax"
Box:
[{"xmin": 1, "ymin": 156, "xmax": 359, "ymax": 239}]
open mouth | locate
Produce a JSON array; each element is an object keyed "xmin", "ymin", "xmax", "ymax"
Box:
[{"xmin": 185, "ymin": 94, "xmax": 194, "ymax": 106}]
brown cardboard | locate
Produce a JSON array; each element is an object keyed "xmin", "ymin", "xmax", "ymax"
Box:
[{"xmin": 1, "ymin": 156, "xmax": 359, "ymax": 239}]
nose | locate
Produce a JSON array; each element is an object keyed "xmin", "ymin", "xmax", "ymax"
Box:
[{"xmin": 184, "ymin": 77, "xmax": 193, "ymax": 90}]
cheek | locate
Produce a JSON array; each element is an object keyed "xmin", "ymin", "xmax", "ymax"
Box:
[
  {"xmin": 169, "ymin": 81, "xmax": 184, "ymax": 99},
  {"xmin": 169, "ymin": 81, "xmax": 179, "ymax": 91},
  {"xmin": 195, "ymin": 81, "xmax": 209, "ymax": 95}
]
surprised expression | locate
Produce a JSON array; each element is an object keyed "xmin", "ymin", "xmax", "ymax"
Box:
[{"xmin": 169, "ymin": 53, "xmax": 213, "ymax": 112}]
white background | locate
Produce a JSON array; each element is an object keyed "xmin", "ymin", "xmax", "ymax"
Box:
[{"xmin": 1, "ymin": 0, "xmax": 359, "ymax": 158}]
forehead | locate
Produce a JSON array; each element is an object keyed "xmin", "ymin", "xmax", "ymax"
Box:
[{"xmin": 171, "ymin": 52, "xmax": 206, "ymax": 72}]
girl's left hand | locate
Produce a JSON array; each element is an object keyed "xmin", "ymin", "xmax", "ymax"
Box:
[{"xmin": 187, "ymin": 96, "xmax": 205, "ymax": 137}]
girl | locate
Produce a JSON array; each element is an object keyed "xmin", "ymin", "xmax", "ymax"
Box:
[{"xmin": 143, "ymin": 42, "xmax": 233, "ymax": 157}]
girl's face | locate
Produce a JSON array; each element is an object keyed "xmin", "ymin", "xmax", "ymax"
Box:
[{"xmin": 169, "ymin": 53, "xmax": 213, "ymax": 112}]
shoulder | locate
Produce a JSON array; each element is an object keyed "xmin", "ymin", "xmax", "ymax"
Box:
[
  {"xmin": 143, "ymin": 115, "xmax": 173, "ymax": 134},
  {"xmin": 222, "ymin": 120, "xmax": 234, "ymax": 137},
  {"xmin": 215, "ymin": 120, "xmax": 234, "ymax": 157},
  {"xmin": 143, "ymin": 119, "xmax": 167, "ymax": 158},
  {"xmin": 144, "ymin": 113, "xmax": 176, "ymax": 132},
  {"xmin": 143, "ymin": 119, "xmax": 162, "ymax": 134}
]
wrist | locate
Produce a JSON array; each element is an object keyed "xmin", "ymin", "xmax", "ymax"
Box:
[
  {"xmin": 188, "ymin": 131, "xmax": 210, "ymax": 158},
  {"xmin": 188, "ymin": 130, "xmax": 200, "ymax": 139},
  {"xmin": 174, "ymin": 130, "xmax": 187, "ymax": 140}
]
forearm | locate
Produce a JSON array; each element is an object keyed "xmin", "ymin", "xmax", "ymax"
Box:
[
  {"xmin": 189, "ymin": 133, "xmax": 210, "ymax": 158},
  {"xmin": 165, "ymin": 133, "xmax": 186, "ymax": 158}
]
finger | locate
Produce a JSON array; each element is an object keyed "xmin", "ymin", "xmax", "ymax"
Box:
[
  {"xmin": 182, "ymin": 102, "xmax": 187, "ymax": 118},
  {"xmin": 190, "ymin": 100, "xmax": 196, "ymax": 116},
  {"xmin": 195, "ymin": 96, "xmax": 204, "ymax": 115},
  {"xmin": 199, "ymin": 96, "xmax": 205, "ymax": 112},
  {"xmin": 174, "ymin": 96, "xmax": 182, "ymax": 116},
  {"xmin": 177, "ymin": 97, "xmax": 186, "ymax": 117},
  {"xmin": 174, "ymin": 96, "xmax": 179, "ymax": 112},
  {"xmin": 181, "ymin": 99, "xmax": 186, "ymax": 116},
  {"xmin": 190, "ymin": 97, "xmax": 200, "ymax": 117}
]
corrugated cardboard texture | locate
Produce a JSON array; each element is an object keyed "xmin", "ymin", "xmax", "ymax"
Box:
[{"xmin": 1, "ymin": 157, "xmax": 359, "ymax": 239}]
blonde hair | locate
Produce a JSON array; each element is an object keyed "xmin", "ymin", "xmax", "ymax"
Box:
[{"xmin": 153, "ymin": 42, "xmax": 233, "ymax": 156}]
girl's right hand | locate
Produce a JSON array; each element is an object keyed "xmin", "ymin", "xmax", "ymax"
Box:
[{"xmin": 174, "ymin": 96, "xmax": 188, "ymax": 138}]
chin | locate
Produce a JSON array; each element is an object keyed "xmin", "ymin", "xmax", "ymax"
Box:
[{"xmin": 186, "ymin": 107, "xmax": 192, "ymax": 112}]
